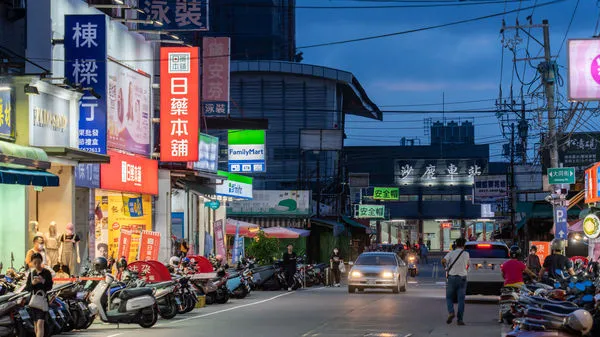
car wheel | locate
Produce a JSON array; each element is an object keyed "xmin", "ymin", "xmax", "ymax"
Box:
[
  {"xmin": 357, "ymin": 288, "xmax": 364, "ymax": 292},
  {"xmin": 392, "ymin": 282, "xmax": 400, "ymax": 294},
  {"xmin": 348, "ymin": 286, "xmax": 356, "ymax": 293}
]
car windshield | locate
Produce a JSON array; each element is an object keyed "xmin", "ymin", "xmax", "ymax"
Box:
[
  {"xmin": 465, "ymin": 245, "xmax": 509, "ymax": 258},
  {"xmin": 355, "ymin": 254, "xmax": 397, "ymax": 266}
]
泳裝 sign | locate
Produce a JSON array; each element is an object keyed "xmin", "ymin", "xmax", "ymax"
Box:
[
  {"xmin": 100, "ymin": 150, "xmax": 158, "ymax": 195},
  {"xmin": 356, "ymin": 205, "xmax": 385, "ymax": 219},
  {"xmin": 548, "ymin": 167, "xmax": 576, "ymax": 185},
  {"xmin": 160, "ymin": 47, "xmax": 200, "ymax": 162},
  {"xmin": 140, "ymin": 0, "xmax": 209, "ymax": 32},
  {"xmin": 227, "ymin": 190, "xmax": 311, "ymax": 216},
  {"xmin": 473, "ymin": 175, "xmax": 507, "ymax": 204},
  {"xmin": 228, "ymin": 130, "xmax": 266, "ymax": 173},
  {"xmin": 187, "ymin": 133, "xmax": 218, "ymax": 173},
  {"xmin": 216, "ymin": 170, "xmax": 253, "ymax": 200},
  {"xmin": 202, "ymin": 37, "xmax": 230, "ymax": 117},
  {"xmin": 0, "ymin": 87, "xmax": 15, "ymax": 140},
  {"xmin": 394, "ymin": 159, "xmax": 487, "ymax": 186},
  {"xmin": 64, "ymin": 14, "xmax": 107, "ymax": 154},
  {"xmin": 373, "ymin": 187, "xmax": 399, "ymax": 200}
]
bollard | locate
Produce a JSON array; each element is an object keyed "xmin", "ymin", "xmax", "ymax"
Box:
[{"xmin": 325, "ymin": 267, "xmax": 331, "ymax": 286}]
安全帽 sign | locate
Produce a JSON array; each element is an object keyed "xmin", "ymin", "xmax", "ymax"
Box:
[
  {"xmin": 355, "ymin": 205, "xmax": 385, "ymax": 218},
  {"xmin": 548, "ymin": 167, "xmax": 576, "ymax": 185},
  {"xmin": 228, "ymin": 130, "xmax": 266, "ymax": 173},
  {"xmin": 373, "ymin": 187, "xmax": 399, "ymax": 200}
]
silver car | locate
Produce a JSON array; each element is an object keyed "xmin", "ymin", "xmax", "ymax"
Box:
[{"xmin": 347, "ymin": 252, "xmax": 408, "ymax": 294}]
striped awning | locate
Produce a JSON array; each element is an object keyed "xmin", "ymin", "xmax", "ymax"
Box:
[{"xmin": 229, "ymin": 217, "xmax": 308, "ymax": 229}]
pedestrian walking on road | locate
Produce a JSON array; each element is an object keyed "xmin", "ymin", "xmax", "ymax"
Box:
[
  {"xmin": 442, "ymin": 237, "xmax": 470, "ymax": 326},
  {"xmin": 330, "ymin": 248, "xmax": 343, "ymax": 287},
  {"xmin": 282, "ymin": 244, "xmax": 298, "ymax": 292},
  {"xmin": 420, "ymin": 244, "xmax": 429, "ymax": 264},
  {"xmin": 526, "ymin": 245, "xmax": 542, "ymax": 276}
]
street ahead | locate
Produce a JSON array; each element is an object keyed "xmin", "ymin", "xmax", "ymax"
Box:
[{"xmin": 77, "ymin": 263, "xmax": 511, "ymax": 337}]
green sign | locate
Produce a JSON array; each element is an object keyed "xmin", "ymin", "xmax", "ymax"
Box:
[
  {"xmin": 548, "ymin": 167, "xmax": 576, "ymax": 185},
  {"xmin": 204, "ymin": 200, "xmax": 221, "ymax": 210},
  {"xmin": 228, "ymin": 130, "xmax": 266, "ymax": 173},
  {"xmin": 373, "ymin": 187, "xmax": 399, "ymax": 200},
  {"xmin": 356, "ymin": 205, "xmax": 385, "ymax": 218}
]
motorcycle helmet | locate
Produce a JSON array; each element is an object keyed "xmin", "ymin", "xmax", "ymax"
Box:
[
  {"xmin": 565, "ymin": 309, "xmax": 593, "ymax": 335},
  {"xmin": 169, "ymin": 256, "xmax": 181, "ymax": 266},
  {"xmin": 548, "ymin": 289, "xmax": 567, "ymax": 301},
  {"xmin": 533, "ymin": 288, "xmax": 548, "ymax": 297},
  {"xmin": 116, "ymin": 257, "xmax": 128, "ymax": 270},
  {"xmin": 93, "ymin": 257, "xmax": 108, "ymax": 273},
  {"xmin": 181, "ymin": 257, "xmax": 191, "ymax": 267},
  {"xmin": 509, "ymin": 245, "xmax": 521, "ymax": 259},
  {"xmin": 550, "ymin": 239, "xmax": 565, "ymax": 253}
]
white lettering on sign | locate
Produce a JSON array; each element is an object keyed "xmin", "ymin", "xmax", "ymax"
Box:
[
  {"xmin": 72, "ymin": 22, "xmax": 98, "ymax": 48},
  {"xmin": 121, "ymin": 160, "xmax": 143, "ymax": 185},
  {"xmin": 171, "ymin": 139, "xmax": 188, "ymax": 157},
  {"xmin": 72, "ymin": 59, "xmax": 98, "ymax": 85},
  {"xmin": 468, "ymin": 164, "xmax": 482, "ymax": 177},
  {"xmin": 447, "ymin": 163, "xmax": 458, "ymax": 180},
  {"xmin": 399, "ymin": 164, "xmax": 413, "ymax": 181},
  {"xmin": 422, "ymin": 164, "xmax": 436, "ymax": 180},
  {"xmin": 170, "ymin": 77, "xmax": 188, "ymax": 94}
]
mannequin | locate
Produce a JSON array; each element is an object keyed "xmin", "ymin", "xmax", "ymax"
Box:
[
  {"xmin": 29, "ymin": 221, "xmax": 43, "ymax": 238},
  {"xmin": 58, "ymin": 223, "xmax": 81, "ymax": 276},
  {"xmin": 45, "ymin": 222, "xmax": 59, "ymax": 267}
]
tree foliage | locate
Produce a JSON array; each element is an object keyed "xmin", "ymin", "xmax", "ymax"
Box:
[{"xmin": 246, "ymin": 230, "xmax": 280, "ymax": 265}]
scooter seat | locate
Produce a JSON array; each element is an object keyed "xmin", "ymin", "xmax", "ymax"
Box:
[
  {"xmin": 146, "ymin": 281, "xmax": 175, "ymax": 288},
  {"xmin": 0, "ymin": 294, "xmax": 13, "ymax": 304},
  {"xmin": 540, "ymin": 304, "xmax": 580, "ymax": 315},
  {"xmin": 119, "ymin": 287, "xmax": 153, "ymax": 300}
]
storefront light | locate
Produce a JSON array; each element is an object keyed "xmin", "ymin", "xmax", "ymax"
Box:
[{"xmin": 0, "ymin": 86, "xmax": 10, "ymax": 91}]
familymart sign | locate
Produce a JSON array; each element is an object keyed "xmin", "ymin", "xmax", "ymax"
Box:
[{"xmin": 228, "ymin": 130, "xmax": 266, "ymax": 173}]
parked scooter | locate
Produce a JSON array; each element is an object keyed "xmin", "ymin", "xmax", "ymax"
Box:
[{"xmin": 0, "ymin": 292, "xmax": 30, "ymax": 337}]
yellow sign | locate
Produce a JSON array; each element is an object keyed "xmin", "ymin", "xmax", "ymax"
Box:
[
  {"xmin": 0, "ymin": 89, "xmax": 14, "ymax": 138},
  {"xmin": 583, "ymin": 214, "xmax": 600, "ymax": 239}
]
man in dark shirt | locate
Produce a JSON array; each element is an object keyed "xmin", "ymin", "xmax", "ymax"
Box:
[
  {"xmin": 282, "ymin": 244, "xmax": 297, "ymax": 291},
  {"xmin": 539, "ymin": 240, "xmax": 574, "ymax": 281}
]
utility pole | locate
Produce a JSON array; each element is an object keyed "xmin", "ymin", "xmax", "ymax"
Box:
[
  {"xmin": 541, "ymin": 19, "xmax": 559, "ymax": 169},
  {"xmin": 509, "ymin": 123, "xmax": 516, "ymax": 238}
]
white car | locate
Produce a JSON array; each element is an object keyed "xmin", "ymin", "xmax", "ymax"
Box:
[
  {"xmin": 464, "ymin": 241, "xmax": 509, "ymax": 295},
  {"xmin": 347, "ymin": 252, "xmax": 408, "ymax": 294}
]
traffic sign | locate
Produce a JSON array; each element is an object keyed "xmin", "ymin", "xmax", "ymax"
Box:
[
  {"xmin": 548, "ymin": 167, "xmax": 576, "ymax": 185},
  {"xmin": 554, "ymin": 206, "xmax": 568, "ymax": 240}
]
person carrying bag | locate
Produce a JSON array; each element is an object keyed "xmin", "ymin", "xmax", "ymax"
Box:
[
  {"xmin": 441, "ymin": 238, "xmax": 470, "ymax": 326},
  {"xmin": 25, "ymin": 253, "xmax": 53, "ymax": 337}
]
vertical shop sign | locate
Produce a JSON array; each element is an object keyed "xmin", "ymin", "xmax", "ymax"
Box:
[
  {"xmin": 214, "ymin": 219, "xmax": 226, "ymax": 258},
  {"xmin": 202, "ymin": 37, "xmax": 230, "ymax": 117},
  {"xmin": 231, "ymin": 224, "xmax": 240, "ymax": 263},
  {"xmin": 64, "ymin": 14, "xmax": 107, "ymax": 154},
  {"xmin": 140, "ymin": 0, "xmax": 209, "ymax": 31},
  {"xmin": 0, "ymin": 87, "xmax": 15, "ymax": 140},
  {"xmin": 585, "ymin": 163, "xmax": 600, "ymax": 204},
  {"xmin": 160, "ymin": 47, "xmax": 199, "ymax": 162},
  {"xmin": 75, "ymin": 163, "xmax": 100, "ymax": 189},
  {"xmin": 139, "ymin": 230, "xmax": 161, "ymax": 261},
  {"xmin": 117, "ymin": 230, "xmax": 132, "ymax": 260}
]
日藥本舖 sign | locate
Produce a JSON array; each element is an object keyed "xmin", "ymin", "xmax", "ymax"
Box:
[
  {"xmin": 160, "ymin": 47, "xmax": 200, "ymax": 162},
  {"xmin": 355, "ymin": 205, "xmax": 385, "ymax": 218},
  {"xmin": 0, "ymin": 86, "xmax": 15, "ymax": 140},
  {"xmin": 100, "ymin": 150, "xmax": 158, "ymax": 195},
  {"xmin": 64, "ymin": 14, "xmax": 108, "ymax": 154},
  {"xmin": 228, "ymin": 130, "xmax": 266, "ymax": 173},
  {"xmin": 202, "ymin": 37, "xmax": 230, "ymax": 117},
  {"xmin": 216, "ymin": 170, "xmax": 253, "ymax": 200},
  {"xmin": 548, "ymin": 167, "xmax": 576, "ymax": 185},
  {"xmin": 373, "ymin": 187, "xmax": 399, "ymax": 200}
]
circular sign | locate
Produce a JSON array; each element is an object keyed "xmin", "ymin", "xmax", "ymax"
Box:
[
  {"xmin": 583, "ymin": 214, "xmax": 600, "ymax": 239},
  {"xmin": 112, "ymin": 222, "xmax": 120, "ymax": 230},
  {"xmin": 592, "ymin": 55, "xmax": 600, "ymax": 85}
]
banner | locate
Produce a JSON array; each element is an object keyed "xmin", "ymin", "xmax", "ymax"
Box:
[
  {"xmin": 231, "ymin": 224, "xmax": 240, "ymax": 264},
  {"xmin": 64, "ymin": 14, "xmax": 107, "ymax": 154},
  {"xmin": 139, "ymin": 231, "xmax": 161, "ymax": 261},
  {"xmin": 529, "ymin": 241, "xmax": 550, "ymax": 265},
  {"xmin": 473, "ymin": 175, "xmax": 508, "ymax": 204},
  {"xmin": 0, "ymin": 86, "xmax": 15, "ymax": 140},
  {"xmin": 117, "ymin": 230, "xmax": 132, "ymax": 260},
  {"xmin": 204, "ymin": 232, "xmax": 213, "ymax": 256},
  {"xmin": 160, "ymin": 47, "xmax": 200, "ymax": 162},
  {"xmin": 202, "ymin": 37, "xmax": 230, "ymax": 117},
  {"xmin": 214, "ymin": 219, "xmax": 226, "ymax": 258},
  {"xmin": 105, "ymin": 193, "xmax": 153, "ymax": 261},
  {"xmin": 568, "ymin": 39, "xmax": 600, "ymax": 101}
]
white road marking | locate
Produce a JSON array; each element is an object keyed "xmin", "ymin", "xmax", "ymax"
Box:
[
  {"xmin": 404, "ymin": 334, "xmax": 413, "ymax": 337},
  {"xmin": 106, "ymin": 334, "xmax": 123, "ymax": 337},
  {"xmin": 164, "ymin": 291, "xmax": 295, "ymax": 324}
]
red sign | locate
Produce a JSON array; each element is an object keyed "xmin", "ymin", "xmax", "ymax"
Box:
[
  {"xmin": 530, "ymin": 241, "xmax": 550, "ymax": 265},
  {"xmin": 202, "ymin": 37, "xmax": 230, "ymax": 117},
  {"xmin": 441, "ymin": 222, "xmax": 452, "ymax": 229},
  {"xmin": 585, "ymin": 163, "xmax": 600, "ymax": 204},
  {"xmin": 139, "ymin": 230, "xmax": 161, "ymax": 261},
  {"xmin": 127, "ymin": 260, "xmax": 171, "ymax": 283},
  {"xmin": 160, "ymin": 47, "xmax": 200, "ymax": 162},
  {"xmin": 100, "ymin": 150, "xmax": 158, "ymax": 195},
  {"xmin": 117, "ymin": 230, "xmax": 132, "ymax": 260}
]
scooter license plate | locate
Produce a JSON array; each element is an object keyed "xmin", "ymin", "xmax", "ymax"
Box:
[
  {"xmin": 175, "ymin": 297, "xmax": 182, "ymax": 305},
  {"xmin": 19, "ymin": 310, "xmax": 30, "ymax": 320},
  {"xmin": 48, "ymin": 310, "xmax": 56, "ymax": 319}
]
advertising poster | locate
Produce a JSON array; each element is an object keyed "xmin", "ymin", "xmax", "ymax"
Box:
[
  {"xmin": 139, "ymin": 231, "xmax": 161, "ymax": 261},
  {"xmin": 0, "ymin": 87, "xmax": 15, "ymax": 140},
  {"xmin": 529, "ymin": 241, "xmax": 550, "ymax": 265},
  {"xmin": 105, "ymin": 193, "xmax": 153, "ymax": 261},
  {"xmin": 187, "ymin": 133, "xmax": 219, "ymax": 173},
  {"xmin": 117, "ymin": 230, "xmax": 132, "ymax": 260},
  {"xmin": 214, "ymin": 219, "xmax": 226, "ymax": 258},
  {"xmin": 107, "ymin": 61, "xmax": 151, "ymax": 155},
  {"xmin": 94, "ymin": 194, "xmax": 109, "ymax": 260}
]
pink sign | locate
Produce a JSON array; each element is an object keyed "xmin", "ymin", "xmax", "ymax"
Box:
[
  {"xmin": 202, "ymin": 37, "xmax": 230, "ymax": 117},
  {"xmin": 568, "ymin": 39, "xmax": 600, "ymax": 100},
  {"xmin": 214, "ymin": 219, "xmax": 226, "ymax": 258}
]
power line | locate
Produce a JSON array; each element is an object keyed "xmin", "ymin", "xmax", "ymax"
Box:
[{"xmin": 556, "ymin": 0, "xmax": 580, "ymax": 56}]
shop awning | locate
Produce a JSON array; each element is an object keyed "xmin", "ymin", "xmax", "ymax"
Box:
[
  {"xmin": 0, "ymin": 166, "xmax": 59, "ymax": 186},
  {"xmin": 515, "ymin": 202, "xmax": 581, "ymax": 231},
  {"xmin": 342, "ymin": 216, "xmax": 372, "ymax": 234},
  {"xmin": 310, "ymin": 218, "xmax": 339, "ymax": 229},
  {"xmin": 37, "ymin": 146, "xmax": 110, "ymax": 163},
  {"xmin": 248, "ymin": 227, "xmax": 310, "ymax": 239},
  {"xmin": 226, "ymin": 218, "xmax": 260, "ymax": 236},
  {"xmin": 0, "ymin": 141, "xmax": 51, "ymax": 169}
]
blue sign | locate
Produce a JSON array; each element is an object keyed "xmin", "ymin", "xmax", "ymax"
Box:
[
  {"xmin": 127, "ymin": 197, "xmax": 144, "ymax": 217},
  {"xmin": 554, "ymin": 206, "xmax": 568, "ymax": 239},
  {"xmin": 231, "ymin": 224, "xmax": 240, "ymax": 263},
  {"xmin": 75, "ymin": 163, "xmax": 100, "ymax": 188},
  {"xmin": 0, "ymin": 88, "xmax": 15, "ymax": 140},
  {"xmin": 64, "ymin": 14, "xmax": 107, "ymax": 154},
  {"xmin": 171, "ymin": 212, "xmax": 184, "ymax": 239},
  {"xmin": 141, "ymin": 0, "xmax": 209, "ymax": 32}
]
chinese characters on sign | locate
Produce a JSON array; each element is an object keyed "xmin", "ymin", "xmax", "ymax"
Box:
[
  {"xmin": 473, "ymin": 175, "xmax": 508, "ymax": 204},
  {"xmin": 202, "ymin": 37, "xmax": 230, "ymax": 117},
  {"xmin": 555, "ymin": 133, "xmax": 600, "ymax": 177},
  {"xmin": 142, "ymin": 0, "xmax": 209, "ymax": 31},
  {"xmin": 214, "ymin": 219, "xmax": 226, "ymax": 258},
  {"xmin": 117, "ymin": 230, "xmax": 132, "ymax": 261},
  {"xmin": 394, "ymin": 159, "xmax": 487, "ymax": 186},
  {"xmin": 139, "ymin": 231, "xmax": 161, "ymax": 261},
  {"xmin": 64, "ymin": 15, "xmax": 107, "ymax": 154},
  {"xmin": 75, "ymin": 163, "xmax": 100, "ymax": 188},
  {"xmin": 0, "ymin": 87, "xmax": 15, "ymax": 140},
  {"xmin": 160, "ymin": 47, "xmax": 199, "ymax": 162},
  {"xmin": 356, "ymin": 205, "xmax": 385, "ymax": 219},
  {"xmin": 100, "ymin": 150, "xmax": 158, "ymax": 194},
  {"xmin": 373, "ymin": 187, "xmax": 399, "ymax": 201}
]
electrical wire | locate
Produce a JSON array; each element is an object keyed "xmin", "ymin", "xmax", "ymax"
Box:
[{"xmin": 556, "ymin": 0, "xmax": 580, "ymax": 56}]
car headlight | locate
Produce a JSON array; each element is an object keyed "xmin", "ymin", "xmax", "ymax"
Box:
[
  {"xmin": 350, "ymin": 270, "xmax": 362, "ymax": 278},
  {"xmin": 382, "ymin": 271, "xmax": 394, "ymax": 279}
]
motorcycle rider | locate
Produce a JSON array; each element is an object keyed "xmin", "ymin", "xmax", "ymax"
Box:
[
  {"xmin": 282, "ymin": 244, "xmax": 297, "ymax": 292},
  {"xmin": 168, "ymin": 256, "xmax": 181, "ymax": 273},
  {"xmin": 538, "ymin": 239, "xmax": 575, "ymax": 282},
  {"xmin": 501, "ymin": 246, "xmax": 537, "ymax": 288},
  {"xmin": 181, "ymin": 257, "xmax": 193, "ymax": 274},
  {"xmin": 115, "ymin": 257, "xmax": 128, "ymax": 281}
]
